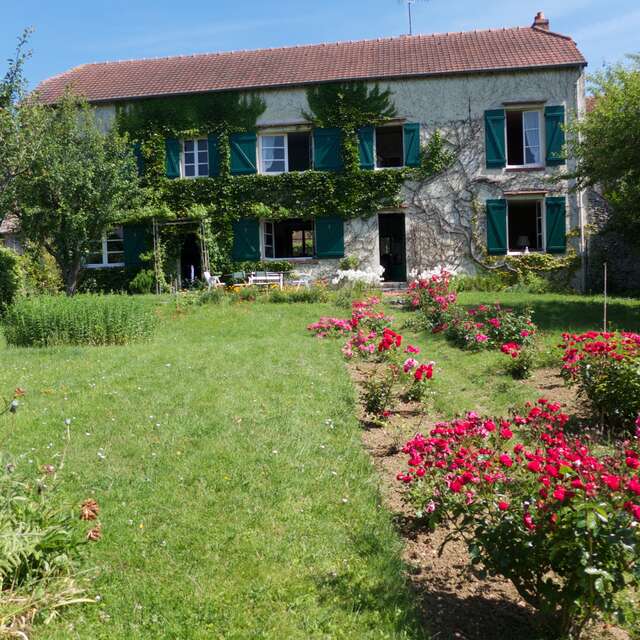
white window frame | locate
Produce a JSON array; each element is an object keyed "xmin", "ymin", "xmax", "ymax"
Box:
[
  {"xmin": 259, "ymin": 134, "xmax": 289, "ymax": 174},
  {"xmin": 85, "ymin": 227, "xmax": 125, "ymax": 268},
  {"xmin": 505, "ymin": 109, "xmax": 544, "ymax": 169},
  {"xmin": 374, "ymin": 125, "xmax": 405, "ymax": 170},
  {"xmin": 261, "ymin": 219, "xmax": 316, "ymax": 261},
  {"xmin": 505, "ymin": 198, "xmax": 546, "ymax": 255},
  {"xmin": 181, "ymin": 138, "xmax": 209, "ymax": 179}
]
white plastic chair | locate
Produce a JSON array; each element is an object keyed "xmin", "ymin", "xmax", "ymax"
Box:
[{"xmin": 203, "ymin": 271, "xmax": 224, "ymax": 290}]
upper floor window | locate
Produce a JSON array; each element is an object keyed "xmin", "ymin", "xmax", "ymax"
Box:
[
  {"xmin": 375, "ymin": 126, "xmax": 404, "ymax": 168},
  {"xmin": 259, "ymin": 132, "xmax": 311, "ymax": 174},
  {"xmin": 183, "ymin": 138, "xmax": 209, "ymax": 178},
  {"xmin": 86, "ymin": 227, "xmax": 124, "ymax": 268},
  {"xmin": 263, "ymin": 218, "xmax": 314, "ymax": 259},
  {"xmin": 506, "ymin": 110, "xmax": 542, "ymax": 167}
]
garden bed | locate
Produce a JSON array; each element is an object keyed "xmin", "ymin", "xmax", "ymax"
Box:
[{"xmin": 356, "ymin": 369, "xmax": 631, "ymax": 640}]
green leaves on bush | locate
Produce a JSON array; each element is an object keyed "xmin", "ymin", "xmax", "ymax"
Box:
[
  {"xmin": 0, "ymin": 247, "xmax": 22, "ymax": 315},
  {"xmin": 2, "ymin": 294, "xmax": 158, "ymax": 347}
]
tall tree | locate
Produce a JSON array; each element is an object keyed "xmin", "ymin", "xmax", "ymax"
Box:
[
  {"xmin": 568, "ymin": 57, "xmax": 640, "ymax": 240},
  {"xmin": 0, "ymin": 29, "xmax": 46, "ymax": 221},
  {"xmin": 16, "ymin": 92, "xmax": 142, "ymax": 294}
]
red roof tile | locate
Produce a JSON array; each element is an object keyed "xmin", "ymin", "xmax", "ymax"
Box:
[{"xmin": 37, "ymin": 26, "xmax": 586, "ymax": 104}]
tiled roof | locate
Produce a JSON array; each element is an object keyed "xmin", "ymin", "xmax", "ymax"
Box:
[{"xmin": 37, "ymin": 25, "xmax": 586, "ymax": 104}]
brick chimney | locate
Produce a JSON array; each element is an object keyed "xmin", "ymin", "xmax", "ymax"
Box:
[{"xmin": 532, "ymin": 11, "xmax": 550, "ymax": 31}]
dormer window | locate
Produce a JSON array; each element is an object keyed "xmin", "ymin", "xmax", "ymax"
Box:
[
  {"xmin": 182, "ymin": 139, "xmax": 209, "ymax": 178},
  {"xmin": 506, "ymin": 110, "xmax": 542, "ymax": 167}
]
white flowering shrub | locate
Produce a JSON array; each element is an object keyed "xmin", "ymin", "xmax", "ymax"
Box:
[{"xmin": 332, "ymin": 265, "xmax": 385, "ymax": 287}]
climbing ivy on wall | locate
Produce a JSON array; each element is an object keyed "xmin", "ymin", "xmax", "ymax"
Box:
[{"xmin": 113, "ymin": 81, "xmax": 452, "ymax": 271}]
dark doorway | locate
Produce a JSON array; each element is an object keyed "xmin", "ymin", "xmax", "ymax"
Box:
[
  {"xmin": 378, "ymin": 213, "xmax": 406, "ymax": 282},
  {"xmin": 180, "ymin": 233, "xmax": 202, "ymax": 285}
]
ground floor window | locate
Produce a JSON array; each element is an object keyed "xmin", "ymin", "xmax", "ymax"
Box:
[
  {"xmin": 375, "ymin": 126, "xmax": 403, "ymax": 168},
  {"xmin": 86, "ymin": 227, "xmax": 125, "ymax": 267},
  {"xmin": 263, "ymin": 219, "xmax": 314, "ymax": 258},
  {"xmin": 507, "ymin": 200, "xmax": 543, "ymax": 253}
]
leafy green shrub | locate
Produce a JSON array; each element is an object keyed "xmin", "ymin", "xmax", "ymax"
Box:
[
  {"xmin": 3, "ymin": 294, "xmax": 158, "ymax": 347},
  {"xmin": 0, "ymin": 463, "xmax": 85, "ymax": 589},
  {"xmin": 198, "ymin": 287, "xmax": 226, "ymax": 305},
  {"xmin": 268, "ymin": 286, "xmax": 328, "ymax": 303},
  {"xmin": 560, "ymin": 331, "xmax": 640, "ymax": 430},
  {"xmin": 77, "ymin": 268, "xmax": 128, "ymax": 293},
  {"xmin": 231, "ymin": 260, "xmax": 294, "ymax": 274},
  {"xmin": 0, "ymin": 247, "xmax": 23, "ymax": 314},
  {"xmin": 331, "ymin": 281, "xmax": 380, "ymax": 309},
  {"xmin": 453, "ymin": 272, "xmax": 507, "ymax": 292},
  {"xmin": 338, "ymin": 255, "xmax": 360, "ymax": 270},
  {"xmin": 20, "ymin": 245, "xmax": 63, "ymax": 295},
  {"xmin": 128, "ymin": 269, "xmax": 155, "ymax": 294}
]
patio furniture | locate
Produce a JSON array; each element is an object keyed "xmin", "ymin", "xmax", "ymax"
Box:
[
  {"xmin": 248, "ymin": 271, "xmax": 284, "ymax": 289},
  {"xmin": 203, "ymin": 271, "xmax": 224, "ymax": 290}
]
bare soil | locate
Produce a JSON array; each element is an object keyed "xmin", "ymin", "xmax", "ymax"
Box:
[{"xmin": 349, "ymin": 362, "xmax": 630, "ymax": 640}]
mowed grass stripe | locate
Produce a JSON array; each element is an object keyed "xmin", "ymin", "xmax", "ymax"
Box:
[{"xmin": 0, "ymin": 301, "xmax": 421, "ymax": 640}]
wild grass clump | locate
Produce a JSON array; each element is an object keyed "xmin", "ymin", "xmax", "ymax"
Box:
[
  {"xmin": 2, "ymin": 294, "xmax": 158, "ymax": 347},
  {"xmin": 0, "ymin": 460, "xmax": 94, "ymax": 635},
  {"xmin": 268, "ymin": 285, "xmax": 328, "ymax": 304}
]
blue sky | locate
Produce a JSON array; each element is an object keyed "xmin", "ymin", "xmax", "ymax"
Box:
[{"xmin": 2, "ymin": 0, "xmax": 638, "ymax": 89}]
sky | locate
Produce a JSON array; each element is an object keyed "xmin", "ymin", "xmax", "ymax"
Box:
[{"xmin": 1, "ymin": 0, "xmax": 638, "ymax": 90}]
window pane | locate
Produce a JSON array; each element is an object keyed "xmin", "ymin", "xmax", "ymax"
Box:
[
  {"xmin": 523, "ymin": 112, "xmax": 540, "ymax": 164},
  {"xmin": 184, "ymin": 151, "xmax": 195, "ymax": 164},
  {"xmin": 184, "ymin": 140, "xmax": 194, "ymax": 152},
  {"xmin": 375, "ymin": 127, "xmax": 403, "ymax": 168},
  {"xmin": 198, "ymin": 163, "xmax": 208, "ymax": 175},
  {"xmin": 107, "ymin": 252, "xmax": 124, "ymax": 264},
  {"xmin": 263, "ymin": 159, "xmax": 285, "ymax": 172},
  {"xmin": 288, "ymin": 132, "xmax": 311, "ymax": 171},
  {"xmin": 197, "ymin": 139, "xmax": 207, "ymax": 149},
  {"xmin": 262, "ymin": 135, "xmax": 285, "ymax": 148},
  {"xmin": 263, "ymin": 147, "xmax": 285, "ymax": 160},
  {"xmin": 87, "ymin": 252, "xmax": 103, "ymax": 265},
  {"xmin": 506, "ymin": 111, "xmax": 524, "ymax": 165},
  {"xmin": 185, "ymin": 164, "xmax": 195, "ymax": 177},
  {"xmin": 198, "ymin": 150, "xmax": 208, "ymax": 163},
  {"xmin": 507, "ymin": 200, "xmax": 543, "ymax": 252}
]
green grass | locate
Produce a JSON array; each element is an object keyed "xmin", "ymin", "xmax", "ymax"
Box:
[
  {"xmin": 0, "ymin": 301, "xmax": 420, "ymax": 639},
  {"xmin": 393, "ymin": 291, "xmax": 640, "ymax": 418}
]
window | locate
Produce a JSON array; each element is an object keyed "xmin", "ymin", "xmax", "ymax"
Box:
[
  {"xmin": 86, "ymin": 227, "xmax": 125, "ymax": 268},
  {"xmin": 183, "ymin": 138, "xmax": 208, "ymax": 178},
  {"xmin": 506, "ymin": 110, "xmax": 542, "ymax": 166},
  {"xmin": 263, "ymin": 219, "xmax": 314, "ymax": 258},
  {"xmin": 375, "ymin": 126, "xmax": 403, "ymax": 168},
  {"xmin": 259, "ymin": 132, "xmax": 311, "ymax": 174},
  {"xmin": 507, "ymin": 200, "xmax": 543, "ymax": 253}
]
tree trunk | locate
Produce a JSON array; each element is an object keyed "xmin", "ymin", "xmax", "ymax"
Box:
[{"xmin": 62, "ymin": 260, "xmax": 82, "ymax": 296}]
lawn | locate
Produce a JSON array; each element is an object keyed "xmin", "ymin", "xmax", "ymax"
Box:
[
  {"xmin": 393, "ymin": 291, "xmax": 640, "ymax": 418},
  {"xmin": 0, "ymin": 300, "xmax": 420, "ymax": 639},
  {"xmin": 1, "ymin": 291, "xmax": 639, "ymax": 639}
]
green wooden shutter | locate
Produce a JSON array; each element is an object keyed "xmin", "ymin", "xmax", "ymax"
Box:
[
  {"xmin": 313, "ymin": 128, "xmax": 342, "ymax": 171},
  {"xmin": 230, "ymin": 133, "xmax": 257, "ymax": 175},
  {"xmin": 315, "ymin": 216, "xmax": 344, "ymax": 258},
  {"xmin": 358, "ymin": 126, "xmax": 374, "ymax": 170},
  {"xmin": 165, "ymin": 138, "xmax": 181, "ymax": 179},
  {"xmin": 485, "ymin": 109, "xmax": 506, "ymax": 168},
  {"xmin": 133, "ymin": 142, "xmax": 144, "ymax": 176},
  {"xmin": 208, "ymin": 134, "xmax": 220, "ymax": 177},
  {"xmin": 545, "ymin": 197, "xmax": 567, "ymax": 253},
  {"xmin": 545, "ymin": 105, "xmax": 566, "ymax": 166},
  {"xmin": 486, "ymin": 199, "xmax": 507, "ymax": 255},
  {"xmin": 403, "ymin": 123, "xmax": 421, "ymax": 167},
  {"xmin": 232, "ymin": 218, "xmax": 260, "ymax": 260},
  {"xmin": 123, "ymin": 224, "xmax": 149, "ymax": 271}
]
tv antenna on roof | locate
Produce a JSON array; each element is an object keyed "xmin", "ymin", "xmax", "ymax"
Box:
[{"xmin": 400, "ymin": 0, "xmax": 428, "ymax": 36}]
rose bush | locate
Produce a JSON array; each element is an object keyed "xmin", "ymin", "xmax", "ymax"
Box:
[
  {"xmin": 445, "ymin": 303, "xmax": 536, "ymax": 352},
  {"xmin": 406, "ymin": 269, "xmax": 457, "ymax": 332},
  {"xmin": 560, "ymin": 331, "xmax": 640, "ymax": 431},
  {"xmin": 398, "ymin": 401, "xmax": 640, "ymax": 638}
]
